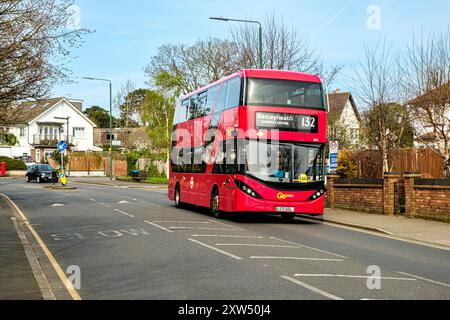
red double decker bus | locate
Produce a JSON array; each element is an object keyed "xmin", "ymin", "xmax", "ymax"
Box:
[{"xmin": 169, "ymin": 69, "xmax": 327, "ymax": 221}]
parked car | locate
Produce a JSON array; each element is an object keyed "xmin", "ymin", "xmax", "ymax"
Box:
[{"xmin": 25, "ymin": 164, "xmax": 58, "ymax": 183}]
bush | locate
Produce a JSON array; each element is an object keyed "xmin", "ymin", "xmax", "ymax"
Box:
[
  {"xmin": 126, "ymin": 151, "xmax": 141, "ymax": 176},
  {"xmin": 147, "ymin": 163, "xmax": 164, "ymax": 178},
  {"xmin": 0, "ymin": 156, "xmax": 27, "ymax": 171},
  {"xmin": 337, "ymin": 151, "xmax": 358, "ymax": 179}
]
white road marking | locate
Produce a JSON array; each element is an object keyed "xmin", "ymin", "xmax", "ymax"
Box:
[
  {"xmin": 191, "ymin": 235, "xmax": 265, "ymax": 239},
  {"xmin": 118, "ymin": 200, "xmax": 131, "ymax": 204},
  {"xmin": 216, "ymin": 243, "xmax": 300, "ymax": 249},
  {"xmin": 144, "ymin": 221, "xmax": 173, "ymax": 233},
  {"xmin": 89, "ymin": 198, "xmax": 97, "ymax": 202},
  {"xmin": 208, "ymin": 220, "xmax": 246, "ymax": 231},
  {"xmin": 397, "ymin": 272, "xmax": 450, "ymax": 288},
  {"xmin": 294, "ymin": 274, "xmax": 416, "ymax": 281},
  {"xmin": 114, "ymin": 209, "xmax": 135, "ymax": 218},
  {"xmin": 169, "ymin": 227, "xmax": 237, "ymax": 231},
  {"xmin": 188, "ymin": 238, "xmax": 243, "ymax": 260},
  {"xmin": 250, "ymin": 256, "xmax": 344, "ymax": 262},
  {"xmin": 100, "ymin": 202, "xmax": 112, "ymax": 208},
  {"xmin": 154, "ymin": 221, "xmax": 211, "ymax": 224},
  {"xmin": 270, "ymin": 237, "xmax": 348, "ymax": 259},
  {"xmin": 281, "ymin": 276, "xmax": 344, "ymax": 300},
  {"xmin": 51, "ymin": 203, "xmax": 65, "ymax": 207}
]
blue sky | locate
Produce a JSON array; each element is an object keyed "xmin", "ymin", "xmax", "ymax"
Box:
[{"xmin": 53, "ymin": 0, "xmax": 450, "ymax": 112}]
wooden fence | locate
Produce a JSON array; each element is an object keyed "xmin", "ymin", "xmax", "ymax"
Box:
[
  {"xmin": 49, "ymin": 152, "xmax": 127, "ymax": 177},
  {"xmin": 345, "ymin": 148, "xmax": 445, "ymax": 179}
]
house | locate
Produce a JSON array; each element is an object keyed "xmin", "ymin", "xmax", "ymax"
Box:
[
  {"xmin": 406, "ymin": 83, "xmax": 450, "ymax": 149},
  {"xmin": 0, "ymin": 97, "xmax": 97, "ymax": 163},
  {"xmin": 327, "ymin": 90, "xmax": 361, "ymax": 146},
  {"xmin": 94, "ymin": 127, "xmax": 149, "ymax": 151}
]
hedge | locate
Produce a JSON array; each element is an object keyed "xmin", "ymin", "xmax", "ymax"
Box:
[{"xmin": 0, "ymin": 156, "xmax": 27, "ymax": 171}]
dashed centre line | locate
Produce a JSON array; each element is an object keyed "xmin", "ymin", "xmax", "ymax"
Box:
[
  {"xmin": 188, "ymin": 238, "xmax": 243, "ymax": 261},
  {"xmin": 168, "ymin": 227, "xmax": 238, "ymax": 231},
  {"xmin": 191, "ymin": 235, "xmax": 265, "ymax": 239},
  {"xmin": 293, "ymin": 274, "xmax": 416, "ymax": 281},
  {"xmin": 154, "ymin": 221, "xmax": 211, "ymax": 224},
  {"xmin": 281, "ymin": 276, "xmax": 344, "ymax": 301},
  {"xmin": 270, "ymin": 237, "xmax": 348, "ymax": 259},
  {"xmin": 114, "ymin": 209, "xmax": 135, "ymax": 218},
  {"xmin": 144, "ymin": 221, "xmax": 173, "ymax": 233},
  {"xmin": 250, "ymin": 256, "xmax": 344, "ymax": 262},
  {"xmin": 216, "ymin": 243, "xmax": 301, "ymax": 249},
  {"xmin": 397, "ymin": 272, "xmax": 450, "ymax": 288}
]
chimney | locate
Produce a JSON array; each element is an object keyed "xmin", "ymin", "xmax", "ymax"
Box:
[
  {"xmin": 69, "ymin": 99, "xmax": 83, "ymax": 112},
  {"xmin": 333, "ymin": 88, "xmax": 341, "ymax": 94}
]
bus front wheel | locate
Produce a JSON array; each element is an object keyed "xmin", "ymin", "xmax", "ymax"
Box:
[
  {"xmin": 210, "ymin": 188, "xmax": 223, "ymax": 219},
  {"xmin": 281, "ymin": 213, "xmax": 295, "ymax": 223}
]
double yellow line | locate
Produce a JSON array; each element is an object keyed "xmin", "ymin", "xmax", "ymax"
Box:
[{"xmin": 1, "ymin": 193, "xmax": 81, "ymax": 300}]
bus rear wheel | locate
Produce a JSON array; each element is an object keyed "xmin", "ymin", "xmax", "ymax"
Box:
[
  {"xmin": 174, "ymin": 184, "xmax": 183, "ymax": 208},
  {"xmin": 210, "ymin": 188, "xmax": 223, "ymax": 219}
]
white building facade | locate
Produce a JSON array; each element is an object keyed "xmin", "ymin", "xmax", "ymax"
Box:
[{"xmin": 0, "ymin": 98, "xmax": 97, "ymax": 163}]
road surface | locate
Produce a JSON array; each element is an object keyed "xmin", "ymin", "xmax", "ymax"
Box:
[{"xmin": 1, "ymin": 178, "xmax": 449, "ymax": 300}]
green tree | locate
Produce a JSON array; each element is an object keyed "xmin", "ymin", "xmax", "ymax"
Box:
[
  {"xmin": 140, "ymin": 89, "xmax": 175, "ymax": 178},
  {"xmin": 0, "ymin": 132, "xmax": 18, "ymax": 146},
  {"xmin": 84, "ymin": 106, "xmax": 111, "ymax": 128}
]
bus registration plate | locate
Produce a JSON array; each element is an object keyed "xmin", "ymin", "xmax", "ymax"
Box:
[{"xmin": 276, "ymin": 207, "xmax": 295, "ymax": 213}]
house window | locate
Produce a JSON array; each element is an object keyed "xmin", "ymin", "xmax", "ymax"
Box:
[
  {"xmin": 73, "ymin": 127, "xmax": 85, "ymax": 139},
  {"xmin": 19, "ymin": 127, "xmax": 26, "ymax": 138},
  {"xmin": 36, "ymin": 149, "xmax": 41, "ymax": 163}
]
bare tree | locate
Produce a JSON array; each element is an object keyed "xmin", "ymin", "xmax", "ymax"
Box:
[
  {"xmin": 402, "ymin": 29, "xmax": 450, "ymax": 177},
  {"xmin": 352, "ymin": 40, "xmax": 410, "ymax": 173},
  {"xmin": 145, "ymin": 14, "xmax": 341, "ymax": 96},
  {"xmin": 114, "ymin": 79, "xmax": 144, "ymax": 151},
  {"xmin": 145, "ymin": 39, "xmax": 240, "ymax": 95},
  {"xmin": 0, "ymin": 0, "xmax": 90, "ymax": 123},
  {"xmin": 231, "ymin": 13, "xmax": 342, "ymax": 85}
]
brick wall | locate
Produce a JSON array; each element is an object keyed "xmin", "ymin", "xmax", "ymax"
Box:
[
  {"xmin": 334, "ymin": 185, "xmax": 384, "ymax": 213},
  {"xmin": 327, "ymin": 174, "xmax": 450, "ymax": 221},
  {"xmin": 411, "ymin": 179, "xmax": 450, "ymax": 221}
]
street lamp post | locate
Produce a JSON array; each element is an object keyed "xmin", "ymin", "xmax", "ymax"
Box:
[
  {"xmin": 82, "ymin": 77, "xmax": 113, "ymax": 181},
  {"xmin": 209, "ymin": 16, "xmax": 263, "ymax": 69}
]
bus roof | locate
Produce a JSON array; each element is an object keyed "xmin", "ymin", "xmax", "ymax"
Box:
[{"xmin": 182, "ymin": 69, "xmax": 322, "ymax": 100}]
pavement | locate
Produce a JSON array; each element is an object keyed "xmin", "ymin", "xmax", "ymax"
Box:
[
  {"xmin": 0, "ymin": 177, "xmax": 449, "ymax": 300},
  {"xmin": 0, "ymin": 195, "xmax": 42, "ymax": 300},
  {"xmin": 322, "ymin": 208, "xmax": 450, "ymax": 249}
]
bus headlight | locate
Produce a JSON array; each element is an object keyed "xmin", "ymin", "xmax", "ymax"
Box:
[
  {"xmin": 308, "ymin": 189, "xmax": 326, "ymax": 201},
  {"xmin": 235, "ymin": 181, "xmax": 263, "ymax": 199}
]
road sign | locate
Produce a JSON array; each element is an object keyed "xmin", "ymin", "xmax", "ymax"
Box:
[
  {"xmin": 329, "ymin": 141, "xmax": 339, "ymax": 173},
  {"xmin": 330, "ymin": 141, "xmax": 339, "ymax": 153},
  {"xmin": 57, "ymin": 141, "xmax": 67, "ymax": 152}
]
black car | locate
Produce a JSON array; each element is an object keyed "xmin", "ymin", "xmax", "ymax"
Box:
[{"xmin": 25, "ymin": 164, "xmax": 59, "ymax": 183}]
